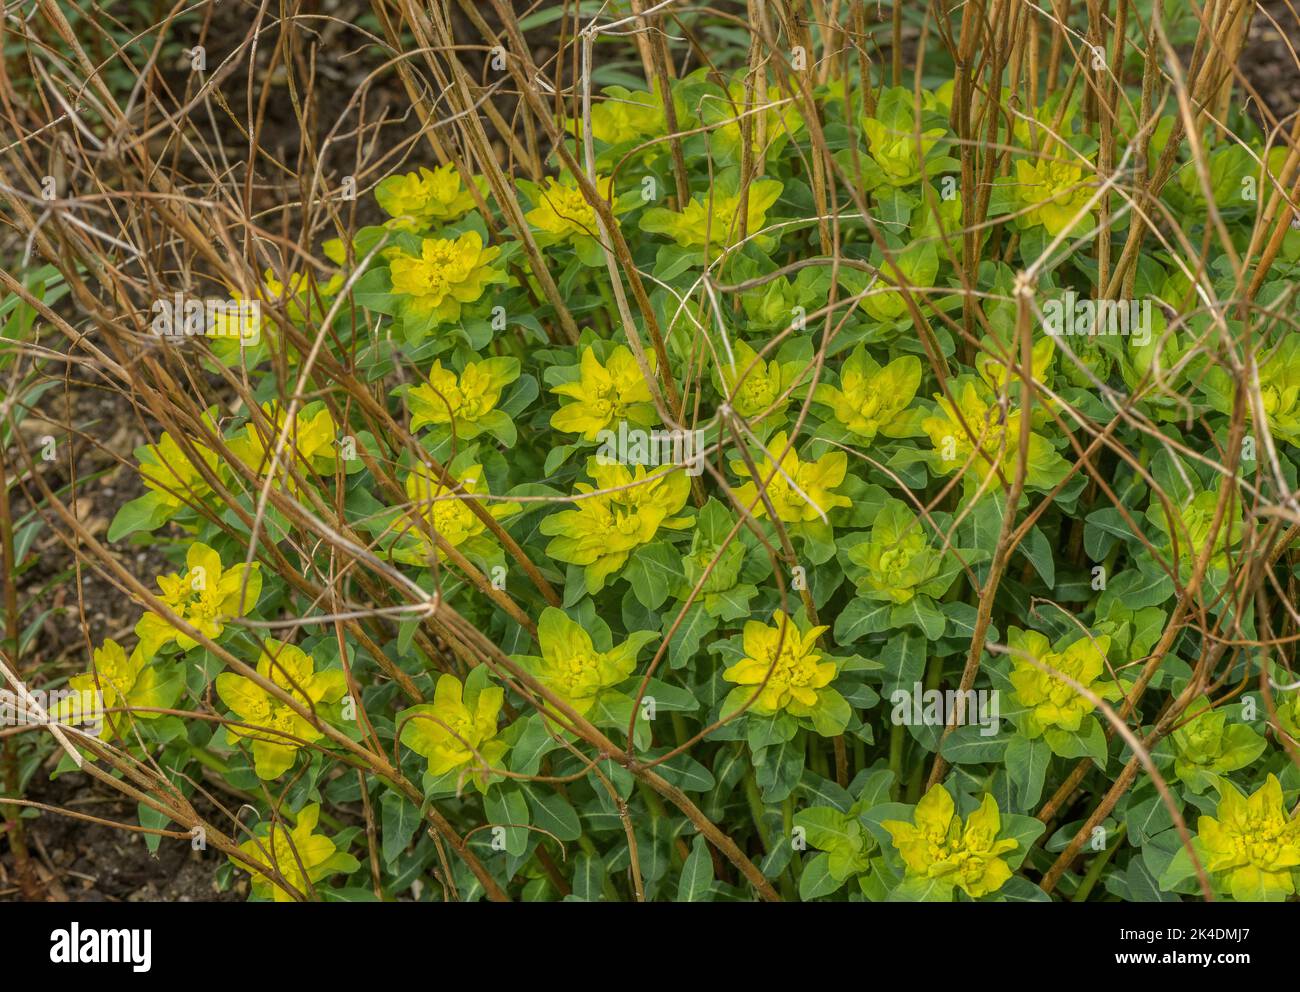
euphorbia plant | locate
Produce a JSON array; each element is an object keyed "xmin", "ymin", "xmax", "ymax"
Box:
[{"xmin": 14, "ymin": 0, "xmax": 1300, "ymax": 908}]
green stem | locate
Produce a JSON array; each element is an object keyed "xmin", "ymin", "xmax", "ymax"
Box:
[
  {"xmin": 906, "ymin": 653, "xmax": 946, "ymax": 803},
  {"xmin": 889, "ymin": 723, "xmax": 905, "ymax": 800},
  {"xmin": 1072, "ymin": 823, "xmax": 1126, "ymax": 902},
  {"xmin": 783, "ymin": 795, "xmax": 802, "ymax": 883},
  {"xmin": 743, "ymin": 769, "xmax": 772, "ymax": 854}
]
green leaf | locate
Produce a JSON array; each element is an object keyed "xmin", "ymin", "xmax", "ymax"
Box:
[
  {"xmin": 1020, "ymin": 525, "xmax": 1056, "ymax": 588},
  {"xmin": 521, "ymin": 782, "xmax": 581, "ymax": 842},
  {"xmin": 380, "ymin": 792, "xmax": 422, "ymax": 867},
  {"xmin": 107, "ymin": 491, "xmax": 173, "ymax": 541},
  {"xmin": 798, "ymin": 852, "xmax": 845, "ymax": 900},
  {"xmin": 879, "ymin": 630, "xmax": 926, "ymax": 696},
  {"xmin": 666, "ymin": 603, "xmax": 717, "ymax": 669},
  {"xmin": 484, "ymin": 787, "xmax": 531, "ymax": 857},
  {"xmin": 624, "ymin": 542, "xmax": 682, "ymax": 610},
  {"xmin": 888, "ymin": 875, "xmax": 955, "ymax": 902},
  {"xmin": 138, "ymin": 801, "xmax": 172, "ymax": 855},
  {"xmin": 676, "ymin": 834, "xmax": 715, "ymax": 901},
  {"xmin": 939, "ymin": 724, "xmax": 1009, "ymax": 764},
  {"xmin": 1004, "ymin": 735, "xmax": 1051, "ymax": 809},
  {"xmin": 889, "ymin": 596, "xmax": 946, "ymax": 639},
  {"xmin": 571, "ymin": 852, "xmax": 607, "ymax": 901},
  {"xmin": 834, "ymin": 598, "xmax": 892, "ymax": 643},
  {"xmin": 1126, "ymin": 794, "xmax": 1174, "ymax": 845}
]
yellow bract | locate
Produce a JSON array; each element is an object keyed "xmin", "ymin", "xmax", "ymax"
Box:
[
  {"xmin": 399, "ymin": 461, "xmax": 509, "ymax": 563},
  {"xmin": 729, "ymin": 431, "xmax": 851, "ymax": 523},
  {"xmin": 1198, "ymin": 775, "xmax": 1300, "ymax": 901},
  {"xmin": 722, "ymin": 610, "xmax": 834, "ymax": 716},
  {"xmin": 406, "ymin": 357, "xmax": 519, "ymax": 436},
  {"xmin": 712, "ymin": 339, "xmax": 801, "ymax": 426},
  {"xmin": 215, "ymin": 639, "xmax": 347, "ymax": 780},
  {"xmin": 229, "ymin": 402, "xmax": 344, "ymax": 483},
  {"xmin": 814, "ymin": 348, "xmax": 921, "ymax": 443},
  {"xmin": 237, "ymin": 803, "xmax": 344, "ymax": 902},
  {"xmin": 706, "ymin": 82, "xmax": 804, "ymax": 161},
  {"xmin": 921, "ymin": 379, "xmax": 1065, "ymax": 491},
  {"xmin": 587, "ymin": 86, "xmax": 668, "ymax": 145},
  {"xmin": 1007, "ymin": 628, "xmax": 1121, "ymax": 738},
  {"xmin": 387, "ymin": 231, "xmax": 503, "ymax": 323},
  {"xmin": 640, "ymin": 179, "xmax": 783, "ymax": 250},
  {"xmin": 863, "ymin": 119, "xmax": 946, "ymax": 186},
  {"xmin": 541, "ymin": 458, "xmax": 692, "ymax": 593},
  {"xmin": 138, "ymin": 430, "xmax": 219, "ymax": 511},
  {"xmin": 376, "ymin": 164, "xmax": 478, "ymax": 231},
  {"xmin": 550, "ymin": 345, "xmax": 657, "ymax": 441},
  {"xmin": 1256, "ymin": 336, "xmax": 1300, "ymax": 446},
  {"xmin": 883, "ymin": 785, "xmax": 1018, "ymax": 898},
  {"xmin": 399, "ymin": 673, "xmax": 507, "ymax": 789},
  {"xmin": 1013, "ymin": 155, "xmax": 1095, "ymax": 236},
  {"xmin": 59, "ymin": 639, "xmax": 171, "ymax": 741},
  {"xmin": 519, "ymin": 607, "xmax": 656, "ymax": 716},
  {"xmin": 135, "ymin": 542, "xmax": 262, "ymax": 657},
  {"xmin": 525, "ymin": 176, "xmax": 621, "ymax": 242}
]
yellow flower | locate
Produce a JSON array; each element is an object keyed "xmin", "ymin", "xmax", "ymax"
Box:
[
  {"xmin": 540, "ymin": 458, "xmax": 692, "ymax": 594},
  {"xmin": 138, "ymin": 430, "xmax": 219, "ymax": 511},
  {"xmin": 813, "ymin": 347, "xmax": 921, "ymax": 443},
  {"xmin": 859, "ymin": 242, "xmax": 938, "ymax": 323},
  {"xmin": 387, "ymin": 231, "xmax": 503, "ymax": 323},
  {"xmin": 883, "ymin": 785, "xmax": 1018, "ymax": 898},
  {"xmin": 236, "ymin": 803, "xmax": 354, "ymax": 901},
  {"xmin": 406, "ymin": 357, "xmax": 519, "ymax": 438},
  {"xmin": 640, "ymin": 179, "xmax": 783, "ymax": 250},
  {"xmin": 215, "ymin": 640, "xmax": 347, "ymax": 780},
  {"xmin": 375, "ymin": 164, "xmax": 478, "ymax": 231},
  {"xmin": 229, "ymin": 401, "xmax": 346, "ymax": 482},
  {"xmin": 976, "ymin": 335, "xmax": 1056, "ymax": 396},
  {"xmin": 729, "ymin": 430, "xmax": 852, "ymax": 523},
  {"xmin": 722, "ymin": 610, "xmax": 835, "ymax": 717},
  {"xmin": 260, "ymin": 268, "xmax": 344, "ymax": 321},
  {"xmin": 516, "ymin": 608, "xmax": 657, "ymax": 716},
  {"xmin": 398, "ymin": 673, "xmax": 507, "ymax": 789},
  {"xmin": 206, "ymin": 269, "xmax": 341, "ymax": 365},
  {"xmin": 704, "ymin": 81, "xmax": 804, "ymax": 162},
  {"xmin": 549, "ymin": 345, "xmax": 657, "ymax": 442},
  {"xmin": 921, "ymin": 379, "xmax": 1067, "ymax": 492},
  {"xmin": 711, "ymin": 339, "xmax": 805, "ymax": 426},
  {"xmin": 135, "ymin": 543, "xmax": 262, "ymax": 657},
  {"xmin": 399, "ymin": 460, "xmax": 508, "ymax": 563},
  {"xmin": 849, "ymin": 498, "xmax": 948, "ymax": 605},
  {"xmin": 1251, "ymin": 335, "xmax": 1300, "ymax": 446},
  {"xmin": 1007, "ymin": 628, "xmax": 1121, "ymax": 738},
  {"xmin": 56, "ymin": 639, "xmax": 174, "ymax": 741},
  {"xmin": 1013, "ymin": 154, "xmax": 1095, "ymax": 236},
  {"xmin": 1198, "ymin": 775, "xmax": 1300, "ymax": 902},
  {"xmin": 584, "ymin": 84, "xmax": 672, "ymax": 145},
  {"xmin": 525, "ymin": 175, "xmax": 622, "ymax": 243},
  {"xmin": 862, "ymin": 117, "xmax": 947, "ymax": 187}
]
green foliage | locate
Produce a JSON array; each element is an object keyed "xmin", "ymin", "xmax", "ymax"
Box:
[{"xmin": 24, "ymin": 2, "xmax": 1300, "ymax": 904}]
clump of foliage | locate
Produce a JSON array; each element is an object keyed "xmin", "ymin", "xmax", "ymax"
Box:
[{"xmin": 3, "ymin": 0, "xmax": 1300, "ymax": 903}]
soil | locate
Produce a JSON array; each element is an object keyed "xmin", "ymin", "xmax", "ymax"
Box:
[{"xmin": 1244, "ymin": 0, "xmax": 1300, "ymax": 121}]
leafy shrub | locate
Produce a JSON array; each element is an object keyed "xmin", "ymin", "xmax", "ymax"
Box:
[{"xmin": 4, "ymin": 0, "xmax": 1300, "ymax": 904}]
